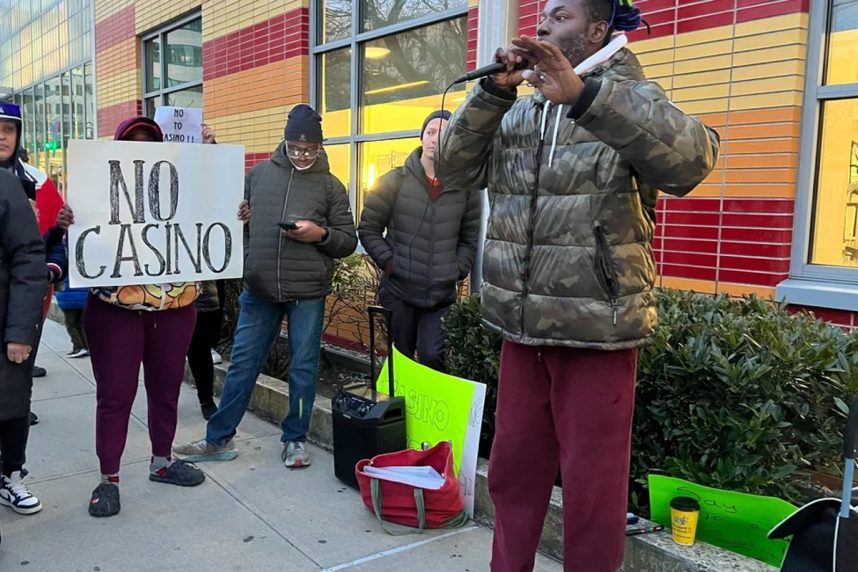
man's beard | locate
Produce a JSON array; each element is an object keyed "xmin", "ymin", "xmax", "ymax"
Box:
[{"xmin": 556, "ymin": 34, "xmax": 588, "ymax": 67}]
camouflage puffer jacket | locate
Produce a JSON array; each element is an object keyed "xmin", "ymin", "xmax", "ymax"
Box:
[{"xmin": 438, "ymin": 48, "xmax": 720, "ymax": 349}]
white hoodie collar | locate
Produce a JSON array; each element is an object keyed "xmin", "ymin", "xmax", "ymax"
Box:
[{"xmin": 541, "ymin": 34, "xmax": 630, "ymax": 168}]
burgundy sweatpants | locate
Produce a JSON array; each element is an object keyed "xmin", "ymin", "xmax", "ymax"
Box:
[
  {"xmin": 84, "ymin": 295, "xmax": 197, "ymax": 475},
  {"xmin": 489, "ymin": 341, "xmax": 637, "ymax": 572}
]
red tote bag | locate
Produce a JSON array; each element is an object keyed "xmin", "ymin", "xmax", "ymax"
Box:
[{"xmin": 356, "ymin": 441, "xmax": 468, "ymax": 534}]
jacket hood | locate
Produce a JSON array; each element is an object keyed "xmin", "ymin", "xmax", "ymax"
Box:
[
  {"xmin": 533, "ymin": 42, "xmax": 645, "ymax": 170},
  {"xmin": 0, "ymin": 103, "xmax": 24, "ymax": 176},
  {"xmin": 404, "ymin": 147, "xmax": 456, "ymax": 194},
  {"xmin": 114, "ymin": 116, "xmax": 164, "ymax": 141},
  {"xmin": 271, "ymin": 140, "xmax": 331, "ymax": 174},
  {"xmin": 404, "ymin": 147, "xmax": 428, "ymax": 185},
  {"xmin": 591, "ymin": 47, "xmax": 645, "ymax": 83}
]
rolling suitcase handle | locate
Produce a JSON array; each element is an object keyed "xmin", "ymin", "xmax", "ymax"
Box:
[
  {"xmin": 368, "ymin": 306, "xmax": 395, "ymax": 397},
  {"xmin": 841, "ymin": 395, "xmax": 858, "ymax": 518}
]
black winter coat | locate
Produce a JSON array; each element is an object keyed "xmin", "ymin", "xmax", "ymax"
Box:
[
  {"xmin": 244, "ymin": 144, "xmax": 357, "ymax": 302},
  {"xmin": 0, "ymin": 169, "xmax": 47, "ymax": 420},
  {"xmin": 359, "ymin": 148, "xmax": 481, "ymax": 309}
]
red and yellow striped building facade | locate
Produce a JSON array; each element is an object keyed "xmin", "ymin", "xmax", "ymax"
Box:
[{"xmin": 90, "ymin": 0, "xmax": 858, "ymax": 335}]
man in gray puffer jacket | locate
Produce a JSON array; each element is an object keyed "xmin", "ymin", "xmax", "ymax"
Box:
[
  {"xmin": 359, "ymin": 111, "xmax": 481, "ymax": 372},
  {"xmin": 175, "ymin": 105, "xmax": 357, "ymax": 469}
]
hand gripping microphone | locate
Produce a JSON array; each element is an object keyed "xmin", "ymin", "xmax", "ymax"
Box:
[{"xmin": 451, "ymin": 59, "xmax": 531, "ymax": 84}]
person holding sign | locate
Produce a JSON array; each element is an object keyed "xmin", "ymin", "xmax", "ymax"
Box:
[
  {"xmin": 0, "ymin": 168, "xmax": 47, "ymax": 516},
  {"xmin": 438, "ymin": 1, "xmax": 720, "ymax": 569},
  {"xmin": 358, "ymin": 110, "xmax": 481, "ymax": 372},
  {"xmin": 56, "ymin": 116, "xmax": 239, "ymax": 518},
  {"xmin": 174, "ymin": 104, "xmax": 357, "ymax": 469}
]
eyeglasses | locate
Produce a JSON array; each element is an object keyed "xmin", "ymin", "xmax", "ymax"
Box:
[{"xmin": 286, "ymin": 144, "xmax": 320, "ymax": 160}]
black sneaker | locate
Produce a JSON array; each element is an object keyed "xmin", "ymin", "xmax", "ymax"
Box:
[
  {"xmin": 200, "ymin": 402, "xmax": 217, "ymax": 421},
  {"xmin": 149, "ymin": 460, "xmax": 206, "ymax": 487},
  {"xmin": 89, "ymin": 482, "xmax": 120, "ymax": 518},
  {"xmin": 32, "ymin": 366, "xmax": 46, "ymax": 378},
  {"xmin": 29, "ymin": 412, "xmax": 39, "ymax": 425}
]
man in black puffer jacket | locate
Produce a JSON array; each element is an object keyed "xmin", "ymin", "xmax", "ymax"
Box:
[
  {"xmin": 359, "ymin": 111, "xmax": 481, "ymax": 371},
  {"xmin": 175, "ymin": 105, "xmax": 357, "ymax": 469}
]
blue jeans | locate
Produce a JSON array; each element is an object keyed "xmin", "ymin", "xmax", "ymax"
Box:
[{"xmin": 206, "ymin": 290, "xmax": 324, "ymax": 446}]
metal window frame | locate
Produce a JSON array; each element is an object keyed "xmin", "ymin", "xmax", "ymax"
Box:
[
  {"xmin": 309, "ymin": 0, "xmax": 470, "ymax": 212},
  {"xmin": 777, "ymin": 0, "xmax": 858, "ymax": 309},
  {"xmin": 140, "ymin": 12, "xmax": 203, "ymax": 113},
  {"xmin": 788, "ymin": 0, "xmax": 858, "ymax": 284}
]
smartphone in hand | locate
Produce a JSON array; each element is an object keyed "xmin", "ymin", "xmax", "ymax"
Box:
[{"xmin": 278, "ymin": 221, "xmax": 299, "ymax": 231}]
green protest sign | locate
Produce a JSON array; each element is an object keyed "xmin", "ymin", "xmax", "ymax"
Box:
[
  {"xmin": 649, "ymin": 474, "xmax": 796, "ymax": 566},
  {"xmin": 378, "ymin": 346, "xmax": 486, "ymax": 516}
]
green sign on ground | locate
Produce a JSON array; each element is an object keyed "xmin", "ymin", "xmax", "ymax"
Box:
[{"xmin": 649, "ymin": 474, "xmax": 796, "ymax": 566}]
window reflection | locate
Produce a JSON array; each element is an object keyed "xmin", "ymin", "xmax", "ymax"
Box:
[
  {"xmin": 166, "ymin": 19, "xmax": 203, "ymax": 87},
  {"xmin": 145, "ymin": 39, "xmax": 162, "ymax": 92},
  {"xmin": 166, "ymin": 85, "xmax": 203, "ymax": 108},
  {"xmin": 826, "ymin": 0, "xmax": 858, "ymax": 85},
  {"xmin": 322, "ymin": 0, "xmax": 352, "ymax": 43},
  {"xmin": 144, "ymin": 17, "xmax": 203, "ymax": 119},
  {"xmin": 361, "ymin": 18, "xmax": 466, "ymax": 134},
  {"xmin": 84, "ymin": 62, "xmax": 94, "ymax": 139},
  {"xmin": 317, "ymin": 1, "xmax": 466, "ymax": 215},
  {"xmin": 319, "ymin": 48, "xmax": 351, "ymax": 138},
  {"xmin": 361, "ymin": 0, "xmax": 467, "ymax": 32},
  {"xmin": 325, "ymin": 143, "xmax": 351, "ymax": 196},
  {"xmin": 359, "ymin": 138, "xmax": 419, "ymax": 217},
  {"xmin": 811, "ymin": 99, "xmax": 858, "ymax": 267}
]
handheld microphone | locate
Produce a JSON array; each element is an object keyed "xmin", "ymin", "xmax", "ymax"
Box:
[{"xmin": 452, "ymin": 59, "xmax": 530, "ymax": 84}]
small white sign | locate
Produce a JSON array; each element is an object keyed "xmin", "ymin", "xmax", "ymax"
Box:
[
  {"xmin": 67, "ymin": 140, "xmax": 245, "ymax": 288},
  {"xmin": 154, "ymin": 106, "xmax": 203, "ymax": 143}
]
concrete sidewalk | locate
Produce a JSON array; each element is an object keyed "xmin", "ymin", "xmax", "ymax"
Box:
[{"xmin": 1, "ymin": 320, "xmax": 561, "ymax": 572}]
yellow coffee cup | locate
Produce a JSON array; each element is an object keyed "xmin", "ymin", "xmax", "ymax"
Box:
[{"xmin": 669, "ymin": 496, "xmax": 701, "ymax": 546}]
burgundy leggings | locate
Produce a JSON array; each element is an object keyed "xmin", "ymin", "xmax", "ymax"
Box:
[{"xmin": 84, "ymin": 295, "xmax": 196, "ymax": 475}]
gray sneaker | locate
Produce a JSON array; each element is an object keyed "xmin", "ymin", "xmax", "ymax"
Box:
[
  {"xmin": 173, "ymin": 438, "xmax": 238, "ymax": 462},
  {"xmin": 282, "ymin": 441, "xmax": 311, "ymax": 469}
]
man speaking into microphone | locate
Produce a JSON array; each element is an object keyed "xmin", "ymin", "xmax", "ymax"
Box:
[{"xmin": 438, "ymin": 1, "xmax": 719, "ymax": 570}]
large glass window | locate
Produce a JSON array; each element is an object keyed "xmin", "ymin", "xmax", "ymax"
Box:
[
  {"xmin": 0, "ymin": 0, "xmax": 92, "ymax": 91},
  {"xmin": 313, "ymin": 1, "xmax": 468, "ymax": 215},
  {"xmin": 808, "ymin": 1, "xmax": 858, "ymax": 269},
  {"xmin": 142, "ymin": 15, "xmax": 203, "ymax": 116},
  {"xmin": 361, "ymin": 19, "xmax": 467, "ymax": 134},
  {"xmin": 781, "ymin": 0, "xmax": 858, "ymax": 307},
  {"xmin": 8, "ymin": 63, "xmax": 95, "ymax": 197}
]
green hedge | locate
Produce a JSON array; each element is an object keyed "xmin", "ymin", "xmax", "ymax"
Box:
[{"xmin": 444, "ymin": 289, "xmax": 857, "ymax": 512}]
